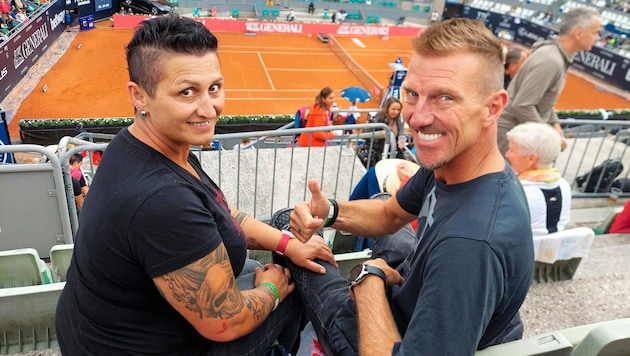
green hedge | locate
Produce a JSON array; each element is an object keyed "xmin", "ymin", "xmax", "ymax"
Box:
[{"xmin": 18, "ymin": 115, "xmax": 294, "ymax": 128}]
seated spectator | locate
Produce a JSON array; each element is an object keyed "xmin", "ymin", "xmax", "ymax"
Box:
[
  {"xmin": 286, "ymin": 8, "xmax": 295, "ymax": 21},
  {"xmin": 232, "ymin": 137, "xmax": 255, "ymax": 150},
  {"xmin": 365, "ymin": 97, "xmax": 408, "ymax": 164},
  {"xmin": 72, "ymin": 177, "xmax": 84, "ymax": 213},
  {"xmin": 505, "ymin": 122, "xmax": 571, "ymax": 236},
  {"xmin": 15, "ymin": 8, "xmax": 27, "ymax": 23},
  {"xmin": 349, "ymin": 159, "xmax": 419, "ymax": 251},
  {"xmin": 69, "ymin": 153, "xmax": 89, "ymax": 197}
]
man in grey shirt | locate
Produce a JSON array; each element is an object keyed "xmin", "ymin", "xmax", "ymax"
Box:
[{"xmin": 497, "ymin": 8, "xmax": 601, "ymax": 155}]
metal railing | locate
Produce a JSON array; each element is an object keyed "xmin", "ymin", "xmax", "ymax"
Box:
[
  {"xmin": 4, "ymin": 119, "xmax": 630, "ymax": 241},
  {"xmin": 557, "ymin": 119, "xmax": 630, "ymax": 198}
]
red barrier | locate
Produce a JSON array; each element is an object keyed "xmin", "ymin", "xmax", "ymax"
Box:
[{"xmin": 112, "ymin": 14, "xmax": 424, "ymax": 37}]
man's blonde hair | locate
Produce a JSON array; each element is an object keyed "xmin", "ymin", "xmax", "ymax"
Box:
[{"xmin": 412, "ymin": 18, "xmax": 505, "ymax": 93}]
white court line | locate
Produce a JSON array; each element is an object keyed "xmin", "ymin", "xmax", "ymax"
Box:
[
  {"xmin": 223, "ymin": 49, "xmax": 336, "ymax": 55},
  {"xmin": 352, "ymin": 38, "xmax": 366, "ymax": 48},
  {"xmin": 257, "ymin": 52, "xmax": 275, "ymax": 90}
]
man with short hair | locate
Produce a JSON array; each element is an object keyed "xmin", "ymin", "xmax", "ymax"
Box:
[
  {"xmin": 287, "ymin": 18, "xmax": 533, "ymax": 355},
  {"xmin": 497, "ymin": 8, "xmax": 601, "ymax": 155},
  {"xmin": 504, "ymin": 46, "xmax": 529, "ymax": 89}
]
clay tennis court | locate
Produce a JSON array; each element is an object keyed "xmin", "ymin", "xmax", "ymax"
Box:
[{"xmin": 7, "ymin": 24, "xmax": 630, "ymax": 139}]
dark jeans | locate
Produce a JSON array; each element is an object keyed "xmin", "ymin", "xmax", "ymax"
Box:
[
  {"xmin": 287, "ymin": 224, "xmax": 416, "ymax": 356},
  {"xmin": 214, "ymin": 259, "xmax": 303, "ymax": 355}
]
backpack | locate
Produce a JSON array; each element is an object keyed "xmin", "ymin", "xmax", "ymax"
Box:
[
  {"xmin": 575, "ymin": 159, "xmax": 624, "ymax": 193},
  {"xmin": 293, "ymin": 105, "xmax": 311, "ymax": 129},
  {"xmin": 293, "ymin": 105, "xmax": 311, "ymax": 142}
]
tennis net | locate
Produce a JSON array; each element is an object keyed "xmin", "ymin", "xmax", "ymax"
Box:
[{"xmin": 328, "ymin": 34, "xmax": 384, "ymax": 105}]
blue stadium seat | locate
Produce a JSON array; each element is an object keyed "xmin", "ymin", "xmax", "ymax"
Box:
[
  {"xmin": 366, "ymin": 15, "xmax": 374, "ymax": 23},
  {"xmin": 232, "ymin": 9, "xmax": 239, "ymax": 18},
  {"xmin": 262, "ymin": 8, "xmax": 269, "ymax": 16},
  {"xmin": 272, "ymin": 7, "xmax": 279, "ymax": 16}
]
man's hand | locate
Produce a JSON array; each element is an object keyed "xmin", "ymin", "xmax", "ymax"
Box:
[
  {"xmin": 365, "ymin": 258, "xmax": 403, "ymax": 287},
  {"xmin": 285, "ymin": 235, "xmax": 337, "ymax": 274},
  {"xmin": 552, "ymin": 123, "xmax": 567, "ymax": 152},
  {"xmin": 290, "ymin": 179, "xmax": 331, "ymax": 242}
]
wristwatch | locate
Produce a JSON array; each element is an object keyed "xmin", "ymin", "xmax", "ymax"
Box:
[{"xmin": 347, "ymin": 263, "xmax": 386, "ymax": 289}]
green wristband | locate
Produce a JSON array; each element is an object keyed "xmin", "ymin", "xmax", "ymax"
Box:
[{"xmin": 260, "ymin": 282, "xmax": 279, "ymax": 311}]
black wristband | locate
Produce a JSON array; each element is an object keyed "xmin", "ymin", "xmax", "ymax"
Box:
[{"xmin": 324, "ymin": 199, "xmax": 339, "ymax": 228}]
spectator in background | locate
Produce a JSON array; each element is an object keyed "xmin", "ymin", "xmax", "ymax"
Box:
[
  {"xmin": 505, "ymin": 122, "xmax": 572, "ymax": 236},
  {"xmin": 0, "ymin": 0, "xmax": 9, "ymax": 15},
  {"xmin": 308, "ymin": 1, "xmax": 314, "ymax": 15},
  {"xmin": 297, "ymin": 87, "xmax": 336, "ymax": 147},
  {"xmin": 366, "ymin": 97, "xmax": 407, "ymax": 163},
  {"xmin": 503, "ymin": 47, "xmax": 528, "ymax": 90},
  {"xmin": 286, "ymin": 8, "xmax": 295, "ymax": 21},
  {"xmin": 497, "ymin": 8, "xmax": 601, "ymax": 155},
  {"xmin": 72, "ymin": 178, "xmax": 85, "ymax": 214},
  {"xmin": 609, "ymin": 200, "xmax": 630, "ymax": 233},
  {"xmin": 15, "ymin": 7, "xmax": 27, "ymax": 23},
  {"xmin": 232, "ymin": 137, "xmax": 255, "ymax": 150},
  {"xmin": 69, "ymin": 153, "xmax": 89, "ymax": 197}
]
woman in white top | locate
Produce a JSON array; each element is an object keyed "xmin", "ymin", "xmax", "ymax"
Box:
[{"xmin": 505, "ymin": 122, "xmax": 572, "ymax": 236}]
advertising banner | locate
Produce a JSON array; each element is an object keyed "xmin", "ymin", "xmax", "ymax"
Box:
[
  {"xmin": 0, "ymin": 0, "xmax": 67, "ymax": 103},
  {"xmin": 95, "ymin": 0, "xmax": 112, "ymax": 12}
]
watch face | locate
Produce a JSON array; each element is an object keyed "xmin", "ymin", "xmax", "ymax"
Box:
[{"xmin": 347, "ymin": 263, "xmax": 365, "ymax": 284}]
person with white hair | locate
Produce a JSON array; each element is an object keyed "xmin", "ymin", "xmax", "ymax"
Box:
[{"xmin": 505, "ymin": 122, "xmax": 572, "ymax": 236}]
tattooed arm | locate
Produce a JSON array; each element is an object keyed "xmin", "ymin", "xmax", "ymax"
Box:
[
  {"xmin": 231, "ymin": 208, "xmax": 336, "ymax": 274},
  {"xmin": 153, "ymin": 242, "xmax": 292, "ymax": 342}
]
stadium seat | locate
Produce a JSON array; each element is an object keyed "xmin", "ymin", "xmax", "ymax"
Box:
[
  {"xmin": 374, "ymin": 15, "xmax": 381, "ymax": 23},
  {"xmin": 532, "ymin": 227, "xmax": 595, "ymax": 283},
  {"xmin": 413, "ymin": 4, "xmax": 420, "ymax": 11},
  {"xmin": 50, "ymin": 244, "xmax": 74, "ymax": 283},
  {"xmin": 272, "ymin": 7, "xmax": 279, "ymax": 16},
  {"xmin": 232, "ymin": 9, "xmax": 239, "ymax": 18},
  {"xmin": 353, "ymin": 12, "xmax": 361, "ymax": 19},
  {"xmin": 262, "ymin": 8, "xmax": 269, "ymax": 16},
  {"xmin": 0, "ymin": 248, "xmax": 52, "ymax": 288},
  {"xmin": 366, "ymin": 15, "xmax": 374, "ymax": 23}
]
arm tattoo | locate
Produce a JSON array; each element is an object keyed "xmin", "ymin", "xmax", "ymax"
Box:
[
  {"xmin": 247, "ymin": 237, "xmax": 263, "ymax": 249},
  {"xmin": 232, "ymin": 210, "xmax": 250, "ymax": 226},
  {"xmin": 162, "ymin": 246, "xmax": 242, "ymax": 319}
]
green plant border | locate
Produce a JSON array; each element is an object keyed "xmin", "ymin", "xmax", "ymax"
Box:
[
  {"xmin": 18, "ymin": 115, "xmax": 293, "ymax": 128},
  {"xmin": 556, "ymin": 109, "xmax": 630, "ymax": 117}
]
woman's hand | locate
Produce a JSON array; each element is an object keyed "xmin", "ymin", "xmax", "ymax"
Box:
[
  {"xmin": 285, "ymin": 235, "xmax": 337, "ymax": 274},
  {"xmin": 255, "ymin": 263, "xmax": 295, "ymax": 303}
]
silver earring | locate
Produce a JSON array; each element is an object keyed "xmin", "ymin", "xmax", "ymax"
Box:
[{"xmin": 140, "ymin": 110, "xmax": 147, "ymax": 120}]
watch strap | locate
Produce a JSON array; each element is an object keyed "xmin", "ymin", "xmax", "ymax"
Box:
[{"xmin": 275, "ymin": 232, "xmax": 292, "ymax": 256}]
